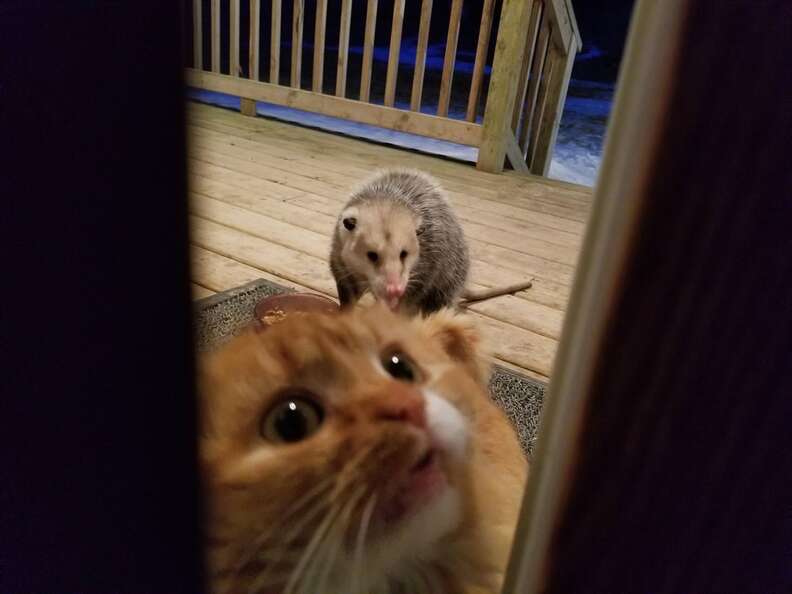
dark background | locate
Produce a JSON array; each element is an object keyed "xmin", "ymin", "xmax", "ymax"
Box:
[{"xmin": 190, "ymin": 0, "xmax": 636, "ymax": 91}]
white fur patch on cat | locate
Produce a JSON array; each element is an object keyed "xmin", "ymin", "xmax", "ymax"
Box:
[{"xmin": 423, "ymin": 389, "xmax": 469, "ymax": 463}]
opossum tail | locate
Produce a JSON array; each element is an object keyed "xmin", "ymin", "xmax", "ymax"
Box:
[{"xmin": 459, "ymin": 280, "xmax": 533, "ymax": 306}]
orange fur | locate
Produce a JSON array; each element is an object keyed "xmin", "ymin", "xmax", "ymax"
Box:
[{"xmin": 198, "ymin": 304, "xmax": 527, "ymax": 594}]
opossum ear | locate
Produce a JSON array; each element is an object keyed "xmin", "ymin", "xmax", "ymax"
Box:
[
  {"xmin": 414, "ymin": 215, "xmax": 424, "ymax": 236},
  {"xmin": 421, "ymin": 310, "xmax": 489, "ymax": 384},
  {"xmin": 341, "ymin": 207, "xmax": 359, "ymax": 232}
]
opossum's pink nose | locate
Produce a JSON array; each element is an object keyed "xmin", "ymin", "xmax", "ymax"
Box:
[{"xmin": 386, "ymin": 283, "xmax": 405, "ymax": 298}]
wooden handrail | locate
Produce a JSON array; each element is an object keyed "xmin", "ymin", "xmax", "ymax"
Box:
[{"xmin": 187, "ymin": 0, "xmax": 580, "ymax": 179}]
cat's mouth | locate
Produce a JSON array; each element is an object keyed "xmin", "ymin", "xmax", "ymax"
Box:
[
  {"xmin": 377, "ymin": 446, "xmax": 448, "ymax": 525},
  {"xmin": 412, "ymin": 449, "xmax": 436, "ymax": 472}
]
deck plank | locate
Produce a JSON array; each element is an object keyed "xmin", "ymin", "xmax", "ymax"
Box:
[
  {"xmin": 191, "ymin": 192, "xmax": 564, "ymax": 339},
  {"xmin": 188, "ymin": 145, "xmax": 580, "ymax": 266},
  {"xmin": 186, "ymin": 104, "xmax": 592, "ymax": 207},
  {"xmin": 189, "ymin": 172, "xmax": 572, "ymax": 311},
  {"xmin": 188, "ymin": 122, "xmax": 585, "ymax": 243},
  {"xmin": 191, "ymin": 217, "xmax": 558, "ymax": 376},
  {"xmin": 188, "ymin": 153, "xmax": 576, "ymax": 296},
  {"xmin": 192, "ymin": 283, "xmax": 215, "ymax": 299},
  {"xmin": 187, "ymin": 102, "xmax": 594, "ymax": 380}
]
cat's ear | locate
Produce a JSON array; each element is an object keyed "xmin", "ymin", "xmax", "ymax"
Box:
[
  {"xmin": 422, "ymin": 310, "xmax": 489, "ymax": 383},
  {"xmin": 341, "ymin": 207, "xmax": 359, "ymax": 232}
]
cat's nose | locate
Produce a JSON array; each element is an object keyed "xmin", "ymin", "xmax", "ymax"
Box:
[{"xmin": 374, "ymin": 385, "xmax": 426, "ymax": 429}]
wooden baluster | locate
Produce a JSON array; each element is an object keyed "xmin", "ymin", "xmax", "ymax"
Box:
[
  {"xmin": 384, "ymin": 0, "xmax": 405, "ymax": 107},
  {"xmin": 249, "ymin": 0, "xmax": 261, "ymax": 80},
  {"xmin": 241, "ymin": 0, "xmax": 260, "ymax": 116},
  {"xmin": 529, "ymin": 37, "xmax": 576, "ymax": 175},
  {"xmin": 211, "ymin": 0, "xmax": 220, "ymax": 73},
  {"xmin": 512, "ymin": 1, "xmax": 543, "ymax": 133},
  {"xmin": 230, "ymin": 0, "xmax": 240, "ymax": 77},
  {"xmin": 193, "ymin": 0, "xmax": 202, "ymax": 70},
  {"xmin": 312, "ymin": 0, "xmax": 327, "ymax": 92},
  {"xmin": 409, "ymin": 0, "xmax": 433, "ymax": 111},
  {"xmin": 270, "ymin": 0, "xmax": 282, "ymax": 84},
  {"xmin": 526, "ymin": 28, "xmax": 555, "ymax": 165},
  {"xmin": 465, "ymin": 0, "xmax": 496, "ymax": 122},
  {"xmin": 437, "ymin": 0, "xmax": 463, "ymax": 117},
  {"xmin": 291, "ymin": 0, "xmax": 304, "ymax": 88},
  {"xmin": 359, "ymin": 0, "xmax": 378, "ymax": 102},
  {"xmin": 520, "ymin": 19, "xmax": 550, "ymax": 156},
  {"xmin": 336, "ymin": 0, "xmax": 353, "ymax": 97}
]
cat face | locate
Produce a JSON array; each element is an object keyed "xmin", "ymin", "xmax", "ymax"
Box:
[{"xmin": 199, "ymin": 304, "xmax": 490, "ymax": 594}]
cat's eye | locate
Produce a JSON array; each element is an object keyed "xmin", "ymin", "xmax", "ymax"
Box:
[
  {"xmin": 382, "ymin": 350, "xmax": 416, "ymax": 382},
  {"xmin": 400, "ymin": 250, "xmax": 408, "ymax": 261},
  {"xmin": 260, "ymin": 395, "xmax": 324, "ymax": 443},
  {"xmin": 367, "ymin": 251, "xmax": 379, "ymax": 264}
]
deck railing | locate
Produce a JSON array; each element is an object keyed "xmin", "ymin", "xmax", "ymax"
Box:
[{"xmin": 186, "ymin": 0, "xmax": 580, "ymax": 175}]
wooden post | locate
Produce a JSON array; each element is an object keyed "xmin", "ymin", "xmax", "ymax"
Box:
[
  {"xmin": 529, "ymin": 37, "xmax": 576, "ymax": 175},
  {"xmin": 476, "ymin": 0, "xmax": 534, "ymax": 172},
  {"xmin": 240, "ymin": 98, "xmax": 257, "ymax": 116}
]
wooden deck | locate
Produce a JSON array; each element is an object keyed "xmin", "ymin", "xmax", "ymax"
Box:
[{"xmin": 187, "ymin": 101, "xmax": 592, "ymax": 381}]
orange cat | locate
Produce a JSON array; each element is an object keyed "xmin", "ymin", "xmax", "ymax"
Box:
[{"xmin": 198, "ymin": 304, "xmax": 527, "ymax": 594}]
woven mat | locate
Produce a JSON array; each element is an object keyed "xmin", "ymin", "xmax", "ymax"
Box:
[{"xmin": 194, "ymin": 280, "xmax": 546, "ymax": 455}]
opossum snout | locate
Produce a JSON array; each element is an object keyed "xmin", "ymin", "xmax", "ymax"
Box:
[{"xmin": 386, "ymin": 282, "xmax": 405, "ymax": 299}]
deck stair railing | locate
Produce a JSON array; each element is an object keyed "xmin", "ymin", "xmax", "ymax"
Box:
[{"xmin": 187, "ymin": 0, "xmax": 580, "ymax": 175}]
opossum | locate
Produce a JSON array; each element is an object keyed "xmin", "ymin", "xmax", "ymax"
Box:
[{"xmin": 329, "ymin": 169, "xmax": 532, "ymax": 315}]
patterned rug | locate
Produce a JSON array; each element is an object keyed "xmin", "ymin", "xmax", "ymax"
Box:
[{"xmin": 194, "ymin": 279, "xmax": 546, "ymax": 455}]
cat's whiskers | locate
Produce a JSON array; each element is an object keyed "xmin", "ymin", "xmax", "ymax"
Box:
[
  {"xmin": 233, "ymin": 476, "xmax": 336, "ymax": 589},
  {"xmin": 251, "ymin": 448, "xmax": 372, "ymax": 594},
  {"xmin": 238, "ymin": 475, "xmax": 334, "ymax": 563},
  {"xmin": 288, "ymin": 447, "xmax": 377, "ymax": 593},
  {"xmin": 302, "ymin": 495, "xmax": 356, "ymax": 594},
  {"xmin": 284, "ymin": 483, "xmax": 367, "ymax": 594},
  {"xmin": 296, "ymin": 486, "xmax": 369, "ymax": 594},
  {"xmin": 351, "ymin": 491, "xmax": 379, "ymax": 594}
]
